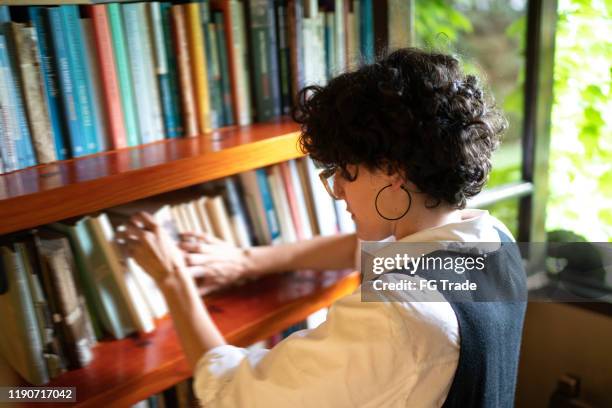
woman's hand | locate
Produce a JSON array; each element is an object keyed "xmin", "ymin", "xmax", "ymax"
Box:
[
  {"xmin": 179, "ymin": 232, "xmax": 253, "ymax": 294},
  {"xmin": 117, "ymin": 212, "xmax": 187, "ymax": 287}
]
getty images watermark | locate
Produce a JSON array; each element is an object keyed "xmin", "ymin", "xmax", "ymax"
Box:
[{"xmin": 360, "ymin": 241, "xmax": 612, "ymax": 303}]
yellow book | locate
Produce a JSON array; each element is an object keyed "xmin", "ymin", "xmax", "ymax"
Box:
[{"xmin": 185, "ymin": 3, "xmax": 212, "ymax": 133}]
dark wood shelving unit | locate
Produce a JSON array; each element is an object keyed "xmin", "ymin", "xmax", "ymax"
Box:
[{"xmin": 33, "ymin": 270, "xmax": 360, "ymax": 408}]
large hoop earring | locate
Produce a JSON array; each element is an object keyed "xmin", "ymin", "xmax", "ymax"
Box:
[{"xmin": 375, "ymin": 184, "xmax": 412, "ymax": 221}]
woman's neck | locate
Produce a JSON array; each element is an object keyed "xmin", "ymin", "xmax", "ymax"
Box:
[{"xmin": 392, "ymin": 207, "xmax": 464, "ymax": 240}]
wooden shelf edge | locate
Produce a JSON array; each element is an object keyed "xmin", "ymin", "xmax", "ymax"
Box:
[
  {"xmin": 48, "ymin": 271, "xmax": 361, "ymax": 408},
  {"xmin": 0, "ymin": 122, "xmax": 303, "ymax": 235}
]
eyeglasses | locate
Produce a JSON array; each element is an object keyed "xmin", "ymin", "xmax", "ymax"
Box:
[
  {"xmin": 318, "ymin": 165, "xmax": 358, "ymax": 200},
  {"xmin": 319, "ymin": 167, "xmax": 340, "ymax": 200}
]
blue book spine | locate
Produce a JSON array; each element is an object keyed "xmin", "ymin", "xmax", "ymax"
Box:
[
  {"xmin": 0, "ymin": 12, "xmax": 37, "ymax": 169},
  {"xmin": 360, "ymin": 0, "xmax": 374, "ymax": 63},
  {"xmin": 255, "ymin": 168, "xmax": 281, "ymax": 243},
  {"xmin": 122, "ymin": 3, "xmax": 153, "ymax": 144},
  {"xmin": 0, "ymin": 35, "xmax": 18, "ymax": 172},
  {"xmin": 29, "ymin": 7, "xmax": 69, "ymax": 160},
  {"xmin": 213, "ymin": 12, "xmax": 234, "ymax": 126},
  {"xmin": 160, "ymin": 2, "xmax": 183, "ymax": 138},
  {"xmin": 48, "ymin": 8, "xmax": 85, "ymax": 157},
  {"xmin": 149, "ymin": 3, "xmax": 178, "ymax": 139},
  {"xmin": 60, "ymin": 5, "xmax": 98, "ymax": 154}
]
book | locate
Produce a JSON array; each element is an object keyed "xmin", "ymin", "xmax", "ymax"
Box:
[
  {"xmin": 212, "ymin": 11, "xmax": 234, "ymax": 126},
  {"xmin": 205, "ymin": 195, "xmax": 238, "ymax": 245},
  {"xmin": 88, "ymin": 213, "xmax": 155, "ymax": 334},
  {"xmin": 47, "ymin": 7, "xmax": 85, "ymax": 157},
  {"xmin": 0, "ymin": 244, "xmax": 49, "ymax": 385},
  {"xmin": 279, "ymin": 160, "xmax": 314, "ymax": 240},
  {"xmin": 107, "ymin": 3, "xmax": 140, "ymax": 146},
  {"xmin": 159, "ymin": 2, "xmax": 184, "ymax": 138},
  {"xmin": 172, "ymin": 5, "xmax": 199, "ymax": 137},
  {"xmin": 88, "ymin": 4, "xmax": 127, "ymax": 149},
  {"xmin": 0, "ymin": 34, "xmax": 20, "ymax": 172},
  {"xmin": 1, "ymin": 9, "xmax": 38, "ymax": 170},
  {"xmin": 122, "ymin": 3, "xmax": 156, "ymax": 144},
  {"xmin": 287, "ymin": 0, "xmax": 305, "ymax": 104},
  {"xmin": 186, "ymin": 2, "xmax": 212, "ymax": 134},
  {"xmin": 274, "ymin": 0, "xmax": 292, "ymax": 115},
  {"xmin": 33, "ymin": 229, "xmax": 93, "ymax": 369},
  {"xmin": 246, "ymin": 0, "xmax": 281, "ymax": 121},
  {"xmin": 14, "ymin": 238, "xmax": 66, "ymax": 379},
  {"xmin": 303, "ymin": 157, "xmax": 338, "ymax": 235},
  {"xmin": 148, "ymin": 2, "xmax": 182, "ymax": 139},
  {"xmin": 28, "ymin": 6, "xmax": 70, "ymax": 160},
  {"xmin": 48, "ymin": 218, "xmax": 132, "ymax": 340},
  {"xmin": 211, "ymin": 0, "xmax": 252, "ymax": 126},
  {"xmin": 10, "ymin": 23, "xmax": 57, "ymax": 164},
  {"xmin": 222, "ymin": 177, "xmax": 252, "ymax": 247},
  {"xmin": 80, "ymin": 18, "xmax": 109, "ymax": 152},
  {"xmin": 201, "ymin": 2, "xmax": 223, "ymax": 129},
  {"xmin": 59, "ymin": 5, "xmax": 99, "ymax": 154},
  {"xmin": 267, "ymin": 165, "xmax": 297, "ymax": 242},
  {"xmin": 359, "ymin": 0, "xmax": 373, "ymax": 63}
]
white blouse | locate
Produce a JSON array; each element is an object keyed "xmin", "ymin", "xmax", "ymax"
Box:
[{"xmin": 193, "ymin": 209, "xmax": 514, "ymax": 407}]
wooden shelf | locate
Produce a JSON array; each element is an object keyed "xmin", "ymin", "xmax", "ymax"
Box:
[
  {"xmin": 0, "ymin": 118, "xmax": 302, "ymax": 235},
  {"xmin": 31, "ymin": 270, "xmax": 360, "ymax": 408}
]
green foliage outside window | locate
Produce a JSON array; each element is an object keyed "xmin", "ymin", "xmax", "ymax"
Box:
[{"xmin": 547, "ymin": 0, "xmax": 612, "ymax": 242}]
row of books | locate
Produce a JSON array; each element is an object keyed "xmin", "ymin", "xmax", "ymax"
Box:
[
  {"xmin": 0, "ymin": 156, "xmax": 352, "ymax": 385},
  {"xmin": 0, "ymin": 0, "xmax": 374, "ymax": 174}
]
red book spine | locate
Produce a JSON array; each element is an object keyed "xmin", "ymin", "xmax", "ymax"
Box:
[
  {"xmin": 279, "ymin": 161, "xmax": 304, "ymax": 241},
  {"xmin": 89, "ymin": 5, "xmax": 127, "ymax": 149}
]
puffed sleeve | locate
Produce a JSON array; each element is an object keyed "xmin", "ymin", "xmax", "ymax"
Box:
[{"xmin": 192, "ymin": 284, "xmax": 459, "ymax": 408}]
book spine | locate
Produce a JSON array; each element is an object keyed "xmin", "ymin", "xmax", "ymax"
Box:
[
  {"xmin": 0, "ymin": 35, "xmax": 19, "ymax": 172},
  {"xmin": 274, "ymin": 0, "xmax": 291, "ymax": 115},
  {"xmin": 1, "ymin": 20, "xmax": 37, "ymax": 169},
  {"xmin": 287, "ymin": 0, "xmax": 305, "ymax": 103},
  {"xmin": 60, "ymin": 5, "xmax": 99, "ymax": 154},
  {"xmin": 267, "ymin": 165, "xmax": 297, "ymax": 242},
  {"xmin": 279, "ymin": 161, "xmax": 304, "ymax": 240},
  {"xmin": 107, "ymin": 3, "xmax": 140, "ymax": 146},
  {"xmin": 325, "ymin": 11, "xmax": 335, "ymax": 80},
  {"xmin": 255, "ymin": 168, "xmax": 282, "ymax": 244},
  {"xmin": 28, "ymin": 7, "xmax": 69, "ymax": 160},
  {"xmin": 149, "ymin": 2, "xmax": 179, "ymax": 139},
  {"xmin": 359, "ymin": 0, "xmax": 373, "ymax": 63},
  {"xmin": 159, "ymin": 2, "xmax": 184, "ymax": 138},
  {"xmin": 139, "ymin": 4, "xmax": 165, "ymax": 142},
  {"xmin": 238, "ymin": 170, "xmax": 268, "ymax": 244},
  {"xmin": 231, "ymin": 0, "xmax": 252, "ymax": 125},
  {"xmin": 265, "ymin": 0, "xmax": 282, "ymax": 117},
  {"xmin": 205, "ymin": 196, "xmax": 238, "ymax": 245},
  {"xmin": 222, "ymin": 177, "xmax": 253, "ymax": 248},
  {"xmin": 12, "ymin": 24, "xmax": 57, "ymax": 164},
  {"xmin": 247, "ymin": 0, "xmax": 275, "ymax": 121},
  {"xmin": 48, "ymin": 7, "xmax": 85, "ymax": 157},
  {"xmin": 186, "ymin": 2, "xmax": 212, "ymax": 134},
  {"xmin": 171, "ymin": 5, "xmax": 199, "ymax": 137},
  {"xmin": 334, "ymin": 0, "xmax": 345, "ymax": 72},
  {"xmin": 122, "ymin": 3, "xmax": 154, "ymax": 144},
  {"xmin": 0, "ymin": 245, "xmax": 49, "ymax": 385},
  {"xmin": 89, "ymin": 5, "xmax": 127, "ymax": 149},
  {"xmin": 79, "ymin": 19, "xmax": 108, "ymax": 152},
  {"xmin": 287, "ymin": 159, "xmax": 314, "ymax": 238},
  {"xmin": 202, "ymin": 8, "xmax": 223, "ymax": 130},
  {"xmin": 213, "ymin": 11, "xmax": 234, "ymax": 126}
]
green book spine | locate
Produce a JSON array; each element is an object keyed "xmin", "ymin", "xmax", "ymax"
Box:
[
  {"xmin": 0, "ymin": 245, "xmax": 49, "ymax": 385},
  {"xmin": 107, "ymin": 3, "xmax": 140, "ymax": 146},
  {"xmin": 213, "ymin": 11, "xmax": 234, "ymax": 126}
]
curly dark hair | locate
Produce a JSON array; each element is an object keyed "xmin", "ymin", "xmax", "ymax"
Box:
[{"xmin": 292, "ymin": 48, "xmax": 508, "ymax": 209}]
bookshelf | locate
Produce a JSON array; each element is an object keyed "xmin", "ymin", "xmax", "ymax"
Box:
[
  {"xmin": 0, "ymin": 117, "xmax": 301, "ymax": 235},
  {"xmin": 23, "ymin": 270, "xmax": 360, "ymax": 407}
]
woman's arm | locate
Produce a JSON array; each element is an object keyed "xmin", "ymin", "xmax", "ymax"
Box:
[{"xmin": 245, "ymin": 232, "xmax": 358, "ymax": 277}]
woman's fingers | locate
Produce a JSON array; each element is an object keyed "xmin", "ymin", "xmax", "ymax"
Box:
[
  {"xmin": 178, "ymin": 241, "xmax": 217, "ymax": 253},
  {"xmin": 131, "ymin": 211, "xmax": 159, "ymax": 232},
  {"xmin": 184, "ymin": 252, "xmax": 229, "ymax": 266},
  {"xmin": 179, "ymin": 231, "xmax": 226, "ymax": 245}
]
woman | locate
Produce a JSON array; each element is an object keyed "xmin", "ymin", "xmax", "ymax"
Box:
[{"xmin": 119, "ymin": 48, "xmax": 526, "ymax": 407}]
